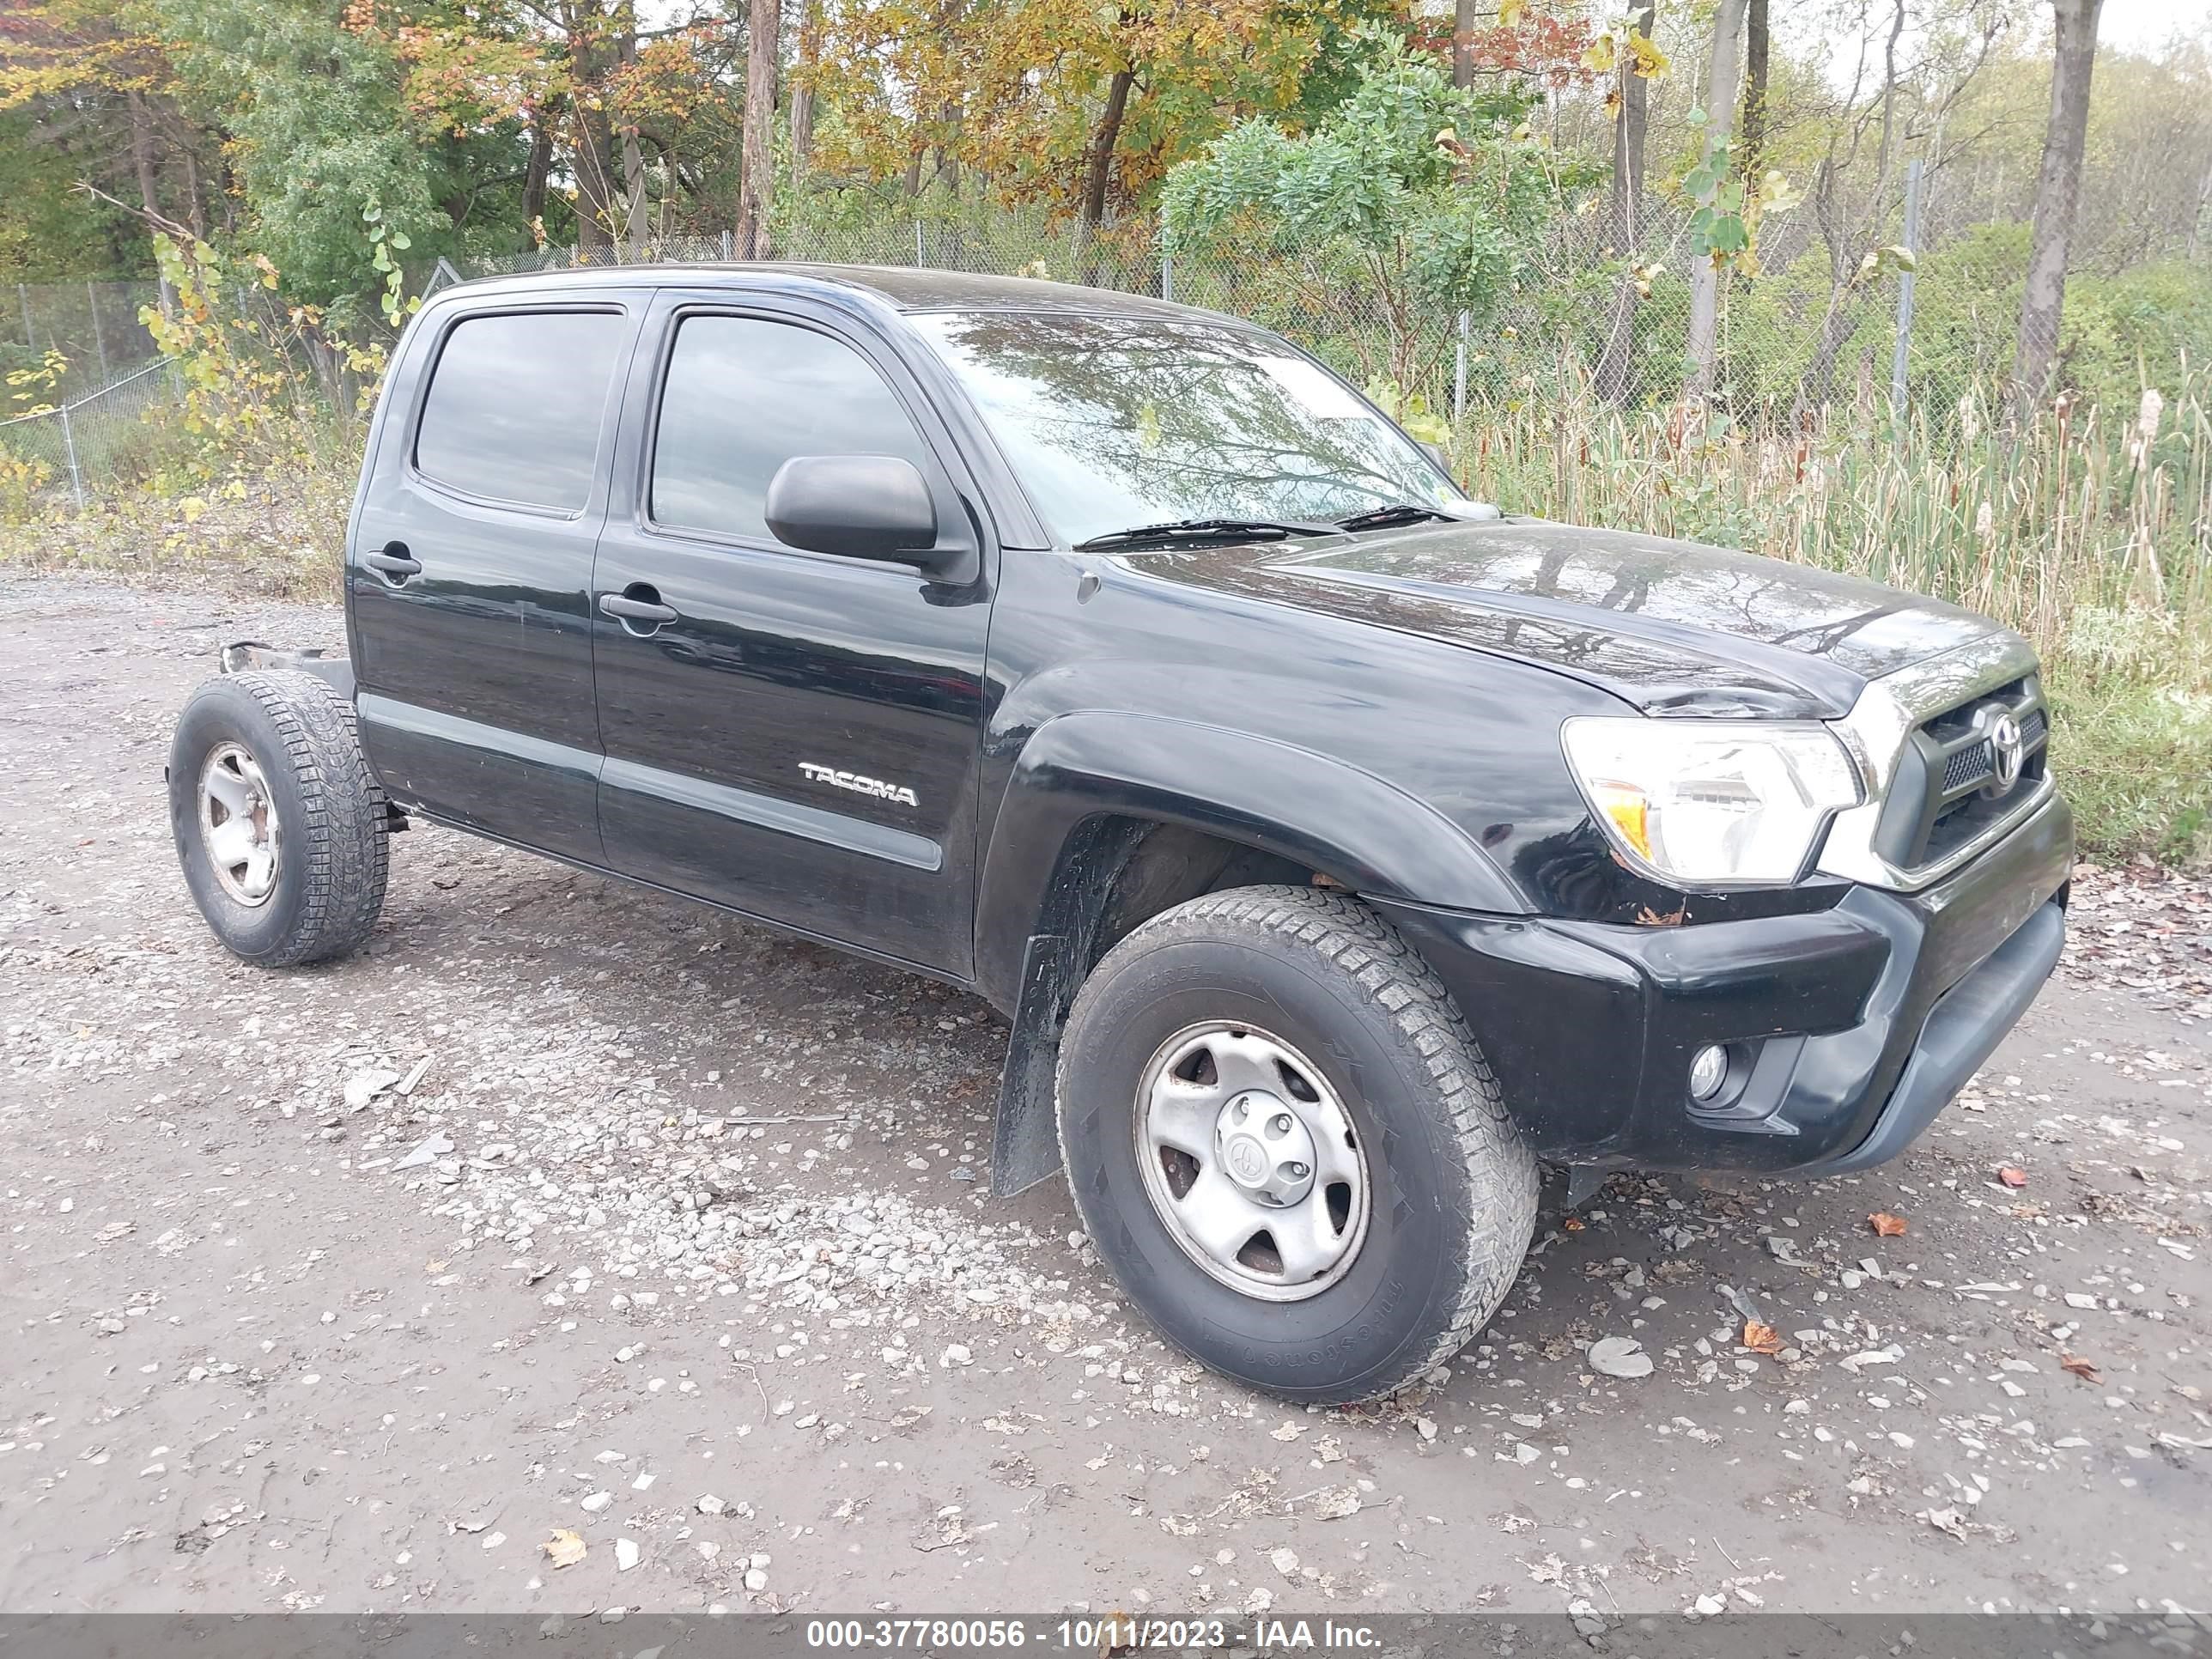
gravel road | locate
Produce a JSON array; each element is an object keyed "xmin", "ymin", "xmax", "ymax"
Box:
[{"xmin": 3, "ymin": 573, "xmax": 2207, "ymax": 1620}]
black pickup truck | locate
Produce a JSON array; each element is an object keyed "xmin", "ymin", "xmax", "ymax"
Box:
[{"xmin": 167, "ymin": 264, "xmax": 2071, "ymax": 1403}]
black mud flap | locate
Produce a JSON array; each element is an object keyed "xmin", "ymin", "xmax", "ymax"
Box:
[{"xmin": 991, "ymin": 931, "xmax": 1073, "ymax": 1198}]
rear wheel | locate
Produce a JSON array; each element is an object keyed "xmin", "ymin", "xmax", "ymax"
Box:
[
  {"xmin": 168, "ymin": 670, "xmax": 388, "ymax": 967},
  {"xmin": 1055, "ymin": 885, "xmax": 1537, "ymax": 1403}
]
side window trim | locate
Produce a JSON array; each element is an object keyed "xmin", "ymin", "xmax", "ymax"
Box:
[
  {"xmin": 634, "ymin": 301, "xmax": 969, "ymax": 560},
  {"xmin": 407, "ymin": 301, "xmax": 632, "ymax": 520}
]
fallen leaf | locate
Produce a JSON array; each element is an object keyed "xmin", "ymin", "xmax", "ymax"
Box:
[
  {"xmin": 1741, "ymin": 1320, "xmax": 1783, "ymax": 1355},
  {"xmin": 1869, "ymin": 1212, "xmax": 1908, "ymax": 1237},
  {"xmin": 2060, "ymin": 1353, "xmax": 2102, "ymax": 1383},
  {"xmin": 542, "ymin": 1528, "xmax": 586, "ymax": 1569},
  {"xmin": 1997, "ymin": 1167, "xmax": 2028, "ymax": 1188},
  {"xmin": 1562, "ymin": 1217, "xmax": 1585, "ymax": 1231}
]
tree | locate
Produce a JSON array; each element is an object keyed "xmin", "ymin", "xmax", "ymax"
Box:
[
  {"xmin": 2012, "ymin": 0, "xmax": 2105, "ymax": 409},
  {"xmin": 805, "ymin": 0, "xmax": 1388, "ymax": 228},
  {"xmin": 1164, "ymin": 39, "xmax": 1567, "ymax": 392},
  {"xmin": 0, "ymin": 0, "xmax": 206, "ymax": 290},
  {"xmin": 1684, "ymin": 0, "xmax": 1746, "ymax": 400},
  {"xmin": 736, "ymin": 0, "xmax": 778, "ymax": 255},
  {"xmin": 788, "ymin": 0, "xmax": 818, "ymax": 184},
  {"xmin": 1784, "ymin": 0, "xmax": 2004, "ymax": 419},
  {"xmin": 1593, "ymin": 1, "xmax": 1660, "ymax": 404},
  {"xmin": 1740, "ymin": 0, "xmax": 1769, "ymax": 184}
]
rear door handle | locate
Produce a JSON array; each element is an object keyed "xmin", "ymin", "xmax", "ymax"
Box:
[
  {"xmin": 599, "ymin": 588, "xmax": 679, "ymax": 627},
  {"xmin": 365, "ymin": 544, "xmax": 422, "ymax": 581}
]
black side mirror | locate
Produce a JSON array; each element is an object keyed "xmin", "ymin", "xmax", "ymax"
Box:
[{"xmin": 766, "ymin": 454, "xmax": 943, "ymax": 568}]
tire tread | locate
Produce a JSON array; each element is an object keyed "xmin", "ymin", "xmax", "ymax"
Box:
[
  {"xmin": 175, "ymin": 671, "xmax": 389, "ymax": 967},
  {"xmin": 1058, "ymin": 884, "xmax": 1538, "ymax": 1401}
]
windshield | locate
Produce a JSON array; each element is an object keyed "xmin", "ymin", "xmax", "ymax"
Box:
[{"xmin": 910, "ymin": 309, "xmax": 1468, "ymax": 546}]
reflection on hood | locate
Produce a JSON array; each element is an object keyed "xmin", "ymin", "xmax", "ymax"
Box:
[{"xmin": 1133, "ymin": 518, "xmax": 2009, "ymax": 719}]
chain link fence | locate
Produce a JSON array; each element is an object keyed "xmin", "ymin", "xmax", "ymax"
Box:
[
  {"xmin": 434, "ymin": 174, "xmax": 2092, "ymax": 435},
  {"xmin": 3, "ymin": 168, "xmax": 2178, "ymax": 507},
  {"xmin": 0, "ymin": 357, "xmax": 185, "ymax": 507},
  {"xmin": 3, "ymin": 278, "xmax": 167, "ymax": 399}
]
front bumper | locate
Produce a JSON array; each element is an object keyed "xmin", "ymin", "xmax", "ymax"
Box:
[{"xmin": 1370, "ymin": 792, "xmax": 2074, "ymax": 1174}]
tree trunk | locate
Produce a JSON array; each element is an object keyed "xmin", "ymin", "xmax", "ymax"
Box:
[
  {"xmin": 2011, "ymin": 0, "xmax": 2104, "ymax": 412},
  {"xmin": 522, "ymin": 113, "xmax": 554, "ymax": 236},
  {"xmin": 618, "ymin": 22, "xmax": 648, "ymax": 252},
  {"xmin": 1685, "ymin": 0, "xmax": 1747, "ymax": 402},
  {"xmin": 1079, "ymin": 65, "xmax": 1134, "ymax": 233},
  {"xmin": 182, "ymin": 143, "xmax": 206, "ymax": 240},
  {"xmin": 1608, "ymin": 2, "xmax": 1654, "ymax": 249},
  {"xmin": 573, "ymin": 94, "xmax": 618, "ymax": 251},
  {"xmin": 127, "ymin": 89, "xmax": 177, "ymax": 315},
  {"xmin": 1741, "ymin": 0, "xmax": 1770, "ymax": 184},
  {"xmin": 736, "ymin": 0, "xmax": 781, "ymax": 258},
  {"xmin": 1453, "ymin": 0, "xmax": 1476, "ymax": 88},
  {"xmin": 1593, "ymin": 0, "xmax": 1656, "ymax": 404},
  {"xmin": 789, "ymin": 0, "xmax": 818, "ymax": 187}
]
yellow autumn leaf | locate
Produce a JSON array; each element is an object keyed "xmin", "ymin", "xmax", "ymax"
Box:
[
  {"xmin": 1498, "ymin": 0, "xmax": 1525, "ymax": 24},
  {"xmin": 1626, "ymin": 32, "xmax": 1669, "ymax": 77},
  {"xmin": 543, "ymin": 1528, "xmax": 586, "ymax": 1568},
  {"xmin": 1582, "ymin": 31, "xmax": 1617, "ymax": 75}
]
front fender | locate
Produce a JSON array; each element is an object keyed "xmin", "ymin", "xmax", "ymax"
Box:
[{"xmin": 972, "ymin": 709, "xmax": 1527, "ymax": 1009}]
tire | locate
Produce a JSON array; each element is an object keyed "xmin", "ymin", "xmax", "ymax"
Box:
[
  {"xmin": 1056, "ymin": 885, "xmax": 1537, "ymax": 1404},
  {"xmin": 168, "ymin": 670, "xmax": 389, "ymax": 968}
]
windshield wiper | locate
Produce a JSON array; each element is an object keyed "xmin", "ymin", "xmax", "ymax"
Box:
[
  {"xmin": 1074, "ymin": 516, "xmax": 1346, "ymax": 551},
  {"xmin": 1334, "ymin": 502, "xmax": 1462, "ymax": 533}
]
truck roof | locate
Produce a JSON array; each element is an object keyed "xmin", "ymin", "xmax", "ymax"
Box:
[{"xmin": 438, "ymin": 261, "xmax": 1214, "ymax": 321}]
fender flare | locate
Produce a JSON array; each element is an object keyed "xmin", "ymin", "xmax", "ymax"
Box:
[{"xmin": 977, "ymin": 711, "xmax": 1527, "ymax": 1195}]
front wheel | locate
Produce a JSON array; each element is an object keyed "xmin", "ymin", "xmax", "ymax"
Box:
[
  {"xmin": 1055, "ymin": 885, "xmax": 1537, "ymax": 1403},
  {"xmin": 168, "ymin": 670, "xmax": 389, "ymax": 968}
]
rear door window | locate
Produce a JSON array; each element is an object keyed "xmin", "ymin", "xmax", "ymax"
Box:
[
  {"xmin": 415, "ymin": 310, "xmax": 626, "ymax": 511},
  {"xmin": 650, "ymin": 314, "xmax": 936, "ymax": 543}
]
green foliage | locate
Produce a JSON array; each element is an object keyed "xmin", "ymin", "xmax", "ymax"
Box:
[
  {"xmin": 1163, "ymin": 38, "xmax": 1560, "ymax": 328},
  {"xmin": 161, "ymin": 0, "xmax": 464, "ymax": 312},
  {"xmin": 2063, "ymin": 259, "xmax": 2212, "ymax": 424},
  {"xmin": 363, "ymin": 202, "xmax": 420, "ymax": 331},
  {"xmin": 1364, "ymin": 377, "xmax": 1449, "ymax": 443},
  {"xmin": 2048, "ymin": 672, "xmax": 2212, "ymax": 867},
  {"xmin": 0, "ymin": 110, "xmax": 144, "ymax": 281},
  {"xmin": 1895, "ymin": 223, "xmax": 2212, "ymax": 424}
]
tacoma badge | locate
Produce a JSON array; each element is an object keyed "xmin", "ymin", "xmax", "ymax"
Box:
[{"xmin": 799, "ymin": 761, "xmax": 919, "ymax": 808}]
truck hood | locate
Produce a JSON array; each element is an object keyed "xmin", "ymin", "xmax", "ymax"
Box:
[{"xmin": 1129, "ymin": 518, "xmax": 2010, "ymax": 719}]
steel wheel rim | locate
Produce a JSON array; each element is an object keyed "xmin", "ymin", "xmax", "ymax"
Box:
[
  {"xmin": 198, "ymin": 741, "xmax": 281, "ymax": 907},
  {"xmin": 1133, "ymin": 1021, "xmax": 1371, "ymax": 1303}
]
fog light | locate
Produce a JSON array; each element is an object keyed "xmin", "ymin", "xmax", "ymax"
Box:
[{"xmin": 1688, "ymin": 1043, "xmax": 1729, "ymax": 1101}]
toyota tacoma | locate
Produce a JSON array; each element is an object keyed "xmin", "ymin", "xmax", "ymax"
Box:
[{"xmin": 167, "ymin": 264, "xmax": 2071, "ymax": 1403}]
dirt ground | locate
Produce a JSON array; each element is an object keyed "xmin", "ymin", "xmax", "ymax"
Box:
[{"xmin": 2, "ymin": 572, "xmax": 2207, "ymax": 1620}]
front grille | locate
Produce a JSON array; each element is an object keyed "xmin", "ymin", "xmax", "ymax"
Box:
[
  {"xmin": 1867, "ymin": 674, "xmax": 2050, "ymax": 873},
  {"xmin": 1942, "ymin": 743, "xmax": 1994, "ymax": 792}
]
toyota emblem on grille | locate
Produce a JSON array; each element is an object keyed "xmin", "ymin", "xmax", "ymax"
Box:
[{"xmin": 1987, "ymin": 709, "xmax": 2025, "ymax": 793}]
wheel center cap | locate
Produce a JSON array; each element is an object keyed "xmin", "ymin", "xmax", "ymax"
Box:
[
  {"xmin": 1214, "ymin": 1091, "xmax": 1318, "ymax": 1206},
  {"xmin": 1224, "ymin": 1134, "xmax": 1269, "ymax": 1185}
]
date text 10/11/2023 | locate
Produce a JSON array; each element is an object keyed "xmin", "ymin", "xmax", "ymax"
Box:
[{"xmin": 803, "ymin": 1617, "xmax": 1386, "ymax": 1650}]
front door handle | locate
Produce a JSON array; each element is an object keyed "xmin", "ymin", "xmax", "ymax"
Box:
[
  {"xmin": 365, "ymin": 544, "xmax": 422, "ymax": 582},
  {"xmin": 599, "ymin": 586, "xmax": 679, "ymax": 629}
]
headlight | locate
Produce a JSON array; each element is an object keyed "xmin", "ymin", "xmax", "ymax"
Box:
[{"xmin": 1560, "ymin": 717, "xmax": 1863, "ymax": 887}]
